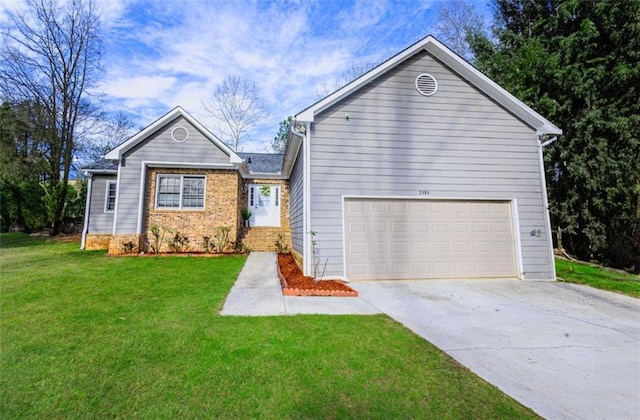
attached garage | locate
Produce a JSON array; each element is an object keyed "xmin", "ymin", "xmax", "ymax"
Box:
[{"xmin": 344, "ymin": 198, "xmax": 519, "ymax": 280}]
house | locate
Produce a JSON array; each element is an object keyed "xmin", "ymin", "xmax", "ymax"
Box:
[
  {"xmin": 81, "ymin": 107, "xmax": 289, "ymax": 254},
  {"xmin": 82, "ymin": 35, "xmax": 561, "ymax": 281}
]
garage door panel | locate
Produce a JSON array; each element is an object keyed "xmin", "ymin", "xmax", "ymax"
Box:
[{"xmin": 345, "ymin": 198, "xmax": 517, "ymax": 280}]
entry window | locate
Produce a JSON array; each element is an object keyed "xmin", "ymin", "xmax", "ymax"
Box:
[
  {"xmin": 104, "ymin": 181, "xmax": 116, "ymax": 212},
  {"xmin": 156, "ymin": 174, "xmax": 205, "ymax": 209}
]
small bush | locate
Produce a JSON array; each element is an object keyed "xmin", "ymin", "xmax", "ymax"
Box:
[
  {"xmin": 148, "ymin": 224, "xmax": 169, "ymax": 254},
  {"xmin": 233, "ymin": 240, "xmax": 250, "ymax": 254},
  {"xmin": 214, "ymin": 226, "xmax": 231, "ymax": 253},
  {"xmin": 167, "ymin": 232, "xmax": 190, "ymax": 253},
  {"xmin": 122, "ymin": 241, "xmax": 136, "ymax": 254},
  {"xmin": 274, "ymin": 233, "xmax": 289, "ymax": 253},
  {"xmin": 201, "ymin": 236, "xmax": 215, "ymax": 253}
]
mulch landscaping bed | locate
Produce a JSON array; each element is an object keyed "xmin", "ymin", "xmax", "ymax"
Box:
[{"xmin": 276, "ymin": 253, "xmax": 358, "ymax": 297}]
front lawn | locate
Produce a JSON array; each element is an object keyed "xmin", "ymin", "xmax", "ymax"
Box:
[
  {"xmin": 0, "ymin": 233, "xmax": 536, "ymax": 418},
  {"xmin": 556, "ymin": 258, "xmax": 640, "ymax": 298}
]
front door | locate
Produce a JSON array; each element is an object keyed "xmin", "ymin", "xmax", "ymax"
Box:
[{"xmin": 248, "ymin": 184, "xmax": 280, "ymax": 227}]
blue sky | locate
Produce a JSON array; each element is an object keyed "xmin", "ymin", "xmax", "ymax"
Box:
[{"xmin": 1, "ymin": 0, "xmax": 492, "ymax": 152}]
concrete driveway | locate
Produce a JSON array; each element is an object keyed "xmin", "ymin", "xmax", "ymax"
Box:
[{"xmin": 354, "ymin": 279, "xmax": 640, "ymax": 419}]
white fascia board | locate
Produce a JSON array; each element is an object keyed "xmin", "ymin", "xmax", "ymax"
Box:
[
  {"xmin": 295, "ymin": 35, "xmax": 562, "ymax": 136},
  {"xmin": 104, "ymin": 106, "xmax": 244, "ymax": 163},
  {"xmin": 423, "ymin": 39, "xmax": 563, "ymax": 136},
  {"xmin": 281, "ymin": 134, "xmax": 303, "ymax": 177},
  {"xmin": 296, "ymin": 36, "xmax": 440, "ymax": 121},
  {"xmin": 244, "ymin": 172, "xmax": 287, "ymax": 180},
  {"xmin": 144, "ymin": 161, "xmax": 235, "ymax": 169},
  {"xmin": 83, "ymin": 169, "xmax": 117, "ymax": 175}
]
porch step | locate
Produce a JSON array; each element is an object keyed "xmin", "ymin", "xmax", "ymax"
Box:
[{"xmin": 239, "ymin": 227, "xmax": 291, "ymax": 252}]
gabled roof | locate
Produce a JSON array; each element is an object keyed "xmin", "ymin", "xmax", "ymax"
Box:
[
  {"xmin": 238, "ymin": 152, "xmax": 283, "ymax": 174},
  {"xmin": 295, "ymin": 35, "xmax": 562, "ymax": 136},
  {"xmin": 104, "ymin": 106, "xmax": 243, "ymax": 163}
]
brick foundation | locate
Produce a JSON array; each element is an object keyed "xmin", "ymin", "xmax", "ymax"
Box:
[
  {"xmin": 84, "ymin": 234, "xmax": 112, "ymax": 250},
  {"xmin": 108, "ymin": 234, "xmax": 144, "ymax": 255},
  {"xmin": 239, "ymin": 227, "xmax": 291, "ymax": 252}
]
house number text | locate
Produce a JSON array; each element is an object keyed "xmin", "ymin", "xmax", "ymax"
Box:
[{"xmin": 418, "ymin": 189, "xmax": 429, "ymax": 196}]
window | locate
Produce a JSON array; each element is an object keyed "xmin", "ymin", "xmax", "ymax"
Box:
[
  {"xmin": 105, "ymin": 181, "xmax": 116, "ymax": 212},
  {"xmin": 156, "ymin": 175, "xmax": 205, "ymax": 209}
]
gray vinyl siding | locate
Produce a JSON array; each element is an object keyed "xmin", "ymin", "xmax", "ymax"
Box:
[
  {"xmin": 309, "ymin": 50, "xmax": 553, "ymax": 279},
  {"xmin": 289, "ymin": 146, "xmax": 304, "ymax": 254},
  {"xmin": 115, "ymin": 116, "xmax": 231, "ymax": 234},
  {"xmin": 88, "ymin": 175, "xmax": 116, "ymax": 233}
]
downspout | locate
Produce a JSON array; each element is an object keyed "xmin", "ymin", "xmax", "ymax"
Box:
[
  {"xmin": 291, "ymin": 121, "xmax": 312, "ymax": 276},
  {"xmin": 80, "ymin": 173, "xmax": 93, "ymax": 249},
  {"xmin": 538, "ymin": 134, "xmax": 558, "ymax": 280}
]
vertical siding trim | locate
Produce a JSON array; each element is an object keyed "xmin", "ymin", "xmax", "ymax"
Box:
[
  {"xmin": 303, "ymin": 122, "xmax": 312, "ymax": 276},
  {"xmin": 112, "ymin": 163, "xmax": 122, "ymax": 235},
  {"xmin": 538, "ymin": 137, "xmax": 557, "ymax": 280},
  {"xmin": 81, "ymin": 175, "xmax": 93, "ymax": 249},
  {"xmin": 136, "ymin": 162, "xmax": 147, "ymax": 234},
  {"xmin": 341, "ymin": 195, "xmax": 347, "ymax": 279},
  {"xmin": 511, "ymin": 198, "xmax": 525, "ymax": 279}
]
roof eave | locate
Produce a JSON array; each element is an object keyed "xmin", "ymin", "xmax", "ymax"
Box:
[
  {"xmin": 104, "ymin": 106, "xmax": 244, "ymax": 163},
  {"xmin": 83, "ymin": 169, "xmax": 118, "ymax": 175},
  {"xmin": 295, "ymin": 35, "xmax": 561, "ymax": 135}
]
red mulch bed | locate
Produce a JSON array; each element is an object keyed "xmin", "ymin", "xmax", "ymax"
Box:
[{"xmin": 276, "ymin": 253, "xmax": 358, "ymax": 297}]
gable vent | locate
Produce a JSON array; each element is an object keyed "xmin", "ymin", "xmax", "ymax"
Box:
[{"xmin": 415, "ymin": 73, "xmax": 438, "ymax": 96}]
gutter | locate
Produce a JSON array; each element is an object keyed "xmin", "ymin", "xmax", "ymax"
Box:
[
  {"xmin": 80, "ymin": 174, "xmax": 93, "ymax": 249},
  {"xmin": 537, "ymin": 133, "xmax": 558, "ymax": 280},
  {"xmin": 290, "ymin": 121, "xmax": 312, "ymax": 276}
]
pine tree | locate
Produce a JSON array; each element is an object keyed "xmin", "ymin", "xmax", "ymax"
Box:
[{"xmin": 470, "ymin": 0, "xmax": 640, "ymax": 271}]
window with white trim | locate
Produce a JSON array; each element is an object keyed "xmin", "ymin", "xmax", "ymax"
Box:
[
  {"xmin": 105, "ymin": 181, "xmax": 117, "ymax": 212},
  {"xmin": 156, "ymin": 174, "xmax": 205, "ymax": 209}
]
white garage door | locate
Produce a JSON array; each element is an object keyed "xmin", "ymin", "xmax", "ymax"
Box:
[{"xmin": 344, "ymin": 198, "xmax": 517, "ymax": 280}]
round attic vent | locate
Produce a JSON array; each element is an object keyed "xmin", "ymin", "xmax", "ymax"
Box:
[
  {"xmin": 415, "ymin": 73, "xmax": 438, "ymax": 96},
  {"xmin": 171, "ymin": 126, "xmax": 189, "ymax": 142}
]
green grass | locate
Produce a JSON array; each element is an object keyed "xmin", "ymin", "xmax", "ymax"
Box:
[
  {"xmin": 1, "ymin": 233, "xmax": 537, "ymax": 419},
  {"xmin": 556, "ymin": 258, "xmax": 640, "ymax": 297}
]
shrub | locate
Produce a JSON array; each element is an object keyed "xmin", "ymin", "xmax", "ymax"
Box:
[
  {"xmin": 214, "ymin": 226, "xmax": 231, "ymax": 253},
  {"xmin": 274, "ymin": 233, "xmax": 289, "ymax": 253},
  {"xmin": 167, "ymin": 232, "xmax": 190, "ymax": 253},
  {"xmin": 122, "ymin": 241, "xmax": 136, "ymax": 254},
  {"xmin": 148, "ymin": 224, "xmax": 169, "ymax": 254},
  {"xmin": 201, "ymin": 236, "xmax": 215, "ymax": 253}
]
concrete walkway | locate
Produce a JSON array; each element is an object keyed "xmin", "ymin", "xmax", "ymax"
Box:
[{"xmin": 220, "ymin": 252, "xmax": 380, "ymax": 316}]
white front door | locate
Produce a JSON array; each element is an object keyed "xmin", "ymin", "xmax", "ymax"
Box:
[{"xmin": 248, "ymin": 184, "xmax": 280, "ymax": 227}]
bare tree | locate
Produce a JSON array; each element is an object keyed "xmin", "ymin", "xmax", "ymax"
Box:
[
  {"xmin": 204, "ymin": 76, "xmax": 266, "ymax": 151},
  {"xmin": 81, "ymin": 112, "xmax": 135, "ymax": 161},
  {"xmin": 434, "ymin": 0, "xmax": 484, "ymax": 60},
  {"xmin": 0, "ymin": 0, "xmax": 101, "ymax": 235},
  {"xmin": 315, "ymin": 60, "xmax": 378, "ymax": 99}
]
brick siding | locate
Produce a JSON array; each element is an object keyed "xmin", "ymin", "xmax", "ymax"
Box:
[
  {"xmin": 84, "ymin": 234, "xmax": 112, "ymax": 250},
  {"xmin": 143, "ymin": 168, "xmax": 240, "ymax": 253}
]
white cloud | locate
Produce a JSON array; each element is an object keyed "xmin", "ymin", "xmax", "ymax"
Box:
[
  {"xmin": 6, "ymin": 0, "xmax": 488, "ymax": 152},
  {"xmin": 102, "ymin": 75, "xmax": 177, "ymax": 99}
]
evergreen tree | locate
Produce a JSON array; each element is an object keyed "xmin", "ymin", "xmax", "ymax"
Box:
[
  {"xmin": 470, "ymin": 0, "xmax": 640, "ymax": 271},
  {"xmin": 271, "ymin": 116, "xmax": 291, "ymax": 153}
]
